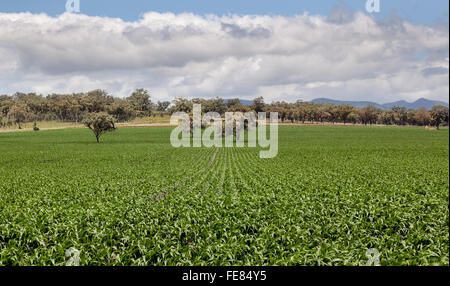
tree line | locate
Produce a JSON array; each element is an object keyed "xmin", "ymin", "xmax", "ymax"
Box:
[
  {"xmin": 0, "ymin": 89, "xmax": 169, "ymax": 129},
  {"xmin": 0, "ymin": 89, "xmax": 448, "ymax": 129}
]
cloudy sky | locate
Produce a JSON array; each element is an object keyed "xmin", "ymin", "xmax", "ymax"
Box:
[{"xmin": 0, "ymin": 0, "xmax": 448, "ymax": 103}]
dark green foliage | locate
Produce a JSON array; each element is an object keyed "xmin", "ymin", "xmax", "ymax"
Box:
[
  {"xmin": 430, "ymin": 105, "xmax": 449, "ymax": 130},
  {"xmin": 83, "ymin": 112, "xmax": 116, "ymax": 143}
]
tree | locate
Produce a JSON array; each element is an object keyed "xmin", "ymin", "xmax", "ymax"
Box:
[
  {"xmin": 0, "ymin": 95, "xmax": 12, "ymax": 117},
  {"xmin": 251, "ymin": 97, "xmax": 265, "ymax": 113},
  {"xmin": 81, "ymin": 90, "xmax": 114, "ymax": 113},
  {"xmin": 108, "ymin": 99, "xmax": 135, "ymax": 122},
  {"xmin": 226, "ymin": 98, "xmax": 241, "ymax": 109},
  {"xmin": 379, "ymin": 110, "xmax": 395, "ymax": 125},
  {"xmin": 169, "ymin": 98, "xmax": 192, "ymax": 114},
  {"xmin": 8, "ymin": 102, "xmax": 31, "ymax": 129},
  {"xmin": 406, "ymin": 109, "xmax": 418, "ymax": 126},
  {"xmin": 347, "ymin": 111, "xmax": 360, "ymax": 124},
  {"xmin": 126, "ymin": 89, "xmax": 152, "ymax": 117},
  {"xmin": 68, "ymin": 94, "xmax": 83, "ymax": 123},
  {"xmin": 279, "ymin": 102, "xmax": 292, "ymax": 122},
  {"xmin": 358, "ymin": 106, "xmax": 379, "ymax": 125},
  {"xmin": 156, "ymin": 101, "xmax": 171, "ymax": 111},
  {"xmin": 192, "ymin": 97, "xmax": 227, "ymax": 115},
  {"xmin": 337, "ymin": 105, "xmax": 354, "ymax": 124},
  {"xmin": 13, "ymin": 92, "xmax": 47, "ymax": 120},
  {"xmin": 413, "ymin": 107, "xmax": 431, "ymax": 126},
  {"xmin": 48, "ymin": 94, "xmax": 76, "ymax": 121},
  {"xmin": 312, "ymin": 103, "xmax": 324, "ymax": 123},
  {"xmin": 392, "ymin": 106, "xmax": 408, "ymax": 125},
  {"xmin": 203, "ymin": 97, "xmax": 227, "ymax": 115},
  {"xmin": 296, "ymin": 102, "xmax": 311, "ymax": 123},
  {"xmin": 286, "ymin": 106, "xmax": 296, "ymax": 123},
  {"xmin": 430, "ymin": 105, "xmax": 449, "ymax": 130},
  {"xmin": 0, "ymin": 115, "xmax": 12, "ymax": 128},
  {"xmin": 83, "ymin": 112, "xmax": 116, "ymax": 143},
  {"xmin": 320, "ymin": 103, "xmax": 337, "ymax": 123}
]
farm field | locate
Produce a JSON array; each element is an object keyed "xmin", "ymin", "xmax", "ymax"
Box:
[{"xmin": 0, "ymin": 126, "xmax": 448, "ymax": 266}]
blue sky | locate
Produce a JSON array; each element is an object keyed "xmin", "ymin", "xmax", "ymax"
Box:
[{"xmin": 1, "ymin": 0, "xmax": 448, "ymax": 26}]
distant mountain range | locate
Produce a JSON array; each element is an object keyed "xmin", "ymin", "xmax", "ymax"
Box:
[
  {"xmin": 310, "ymin": 98, "xmax": 449, "ymax": 110},
  {"xmin": 225, "ymin": 97, "xmax": 448, "ymax": 110}
]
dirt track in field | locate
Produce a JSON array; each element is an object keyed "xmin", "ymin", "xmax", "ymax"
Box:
[
  {"xmin": 2, "ymin": 122, "xmax": 443, "ymax": 133},
  {"xmin": 0, "ymin": 123, "xmax": 177, "ymax": 133}
]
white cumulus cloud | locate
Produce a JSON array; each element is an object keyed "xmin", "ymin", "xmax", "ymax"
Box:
[{"xmin": 0, "ymin": 10, "xmax": 448, "ymax": 103}]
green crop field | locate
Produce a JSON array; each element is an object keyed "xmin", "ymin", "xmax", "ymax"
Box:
[{"xmin": 0, "ymin": 126, "xmax": 448, "ymax": 266}]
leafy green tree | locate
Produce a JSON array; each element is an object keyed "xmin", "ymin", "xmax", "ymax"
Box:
[
  {"xmin": 314, "ymin": 103, "xmax": 329, "ymax": 123},
  {"xmin": 347, "ymin": 111, "xmax": 360, "ymax": 124},
  {"xmin": 68, "ymin": 94, "xmax": 84, "ymax": 123},
  {"xmin": 108, "ymin": 99, "xmax": 135, "ymax": 122},
  {"xmin": 204, "ymin": 97, "xmax": 227, "ymax": 115},
  {"xmin": 430, "ymin": 105, "xmax": 449, "ymax": 130},
  {"xmin": 320, "ymin": 103, "xmax": 337, "ymax": 123},
  {"xmin": 83, "ymin": 112, "xmax": 116, "ymax": 143},
  {"xmin": 0, "ymin": 95, "xmax": 13, "ymax": 117},
  {"xmin": 170, "ymin": 98, "xmax": 192, "ymax": 114},
  {"xmin": 251, "ymin": 97, "xmax": 265, "ymax": 113},
  {"xmin": 7, "ymin": 102, "xmax": 31, "ymax": 129},
  {"xmin": 126, "ymin": 89, "xmax": 152, "ymax": 117},
  {"xmin": 81, "ymin": 90, "xmax": 114, "ymax": 113},
  {"xmin": 276, "ymin": 101, "xmax": 291, "ymax": 122},
  {"xmin": 48, "ymin": 94, "xmax": 77, "ymax": 122},
  {"xmin": 337, "ymin": 105, "xmax": 354, "ymax": 124},
  {"xmin": 296, "ymin": 102, "xmax": 311, "ymax": 123},
  {"xmin": 358, "ymin": 106, "xmax": 379, "ymax": 125},
  {"xmin": 0, "ymin": 116, "xmax": 10, "ymax": 128},
  {"xmin": 226, "ymin": 98, "xmax": 241, "ymax": 109},
  {"xmin": 413, "ymin": 107, "xmax": 431, "ymax": 126},
  {"xmin": 392, "ymin": 106, "xmax": 408, "ymax": 125},
  {"xmin": 13, "ymin": 93, "xmax": 47, "ymax": 119},
  {"xmin": 156, "ymin": 101, "xmax": 171, "ymax": 111},
  {"xmin": 379, "ymin": 110, "xmax": 395, "ymax": 125},
  {"xmin": 191, "ymin": 98, "xmax": 226, "ymax": 114}
]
